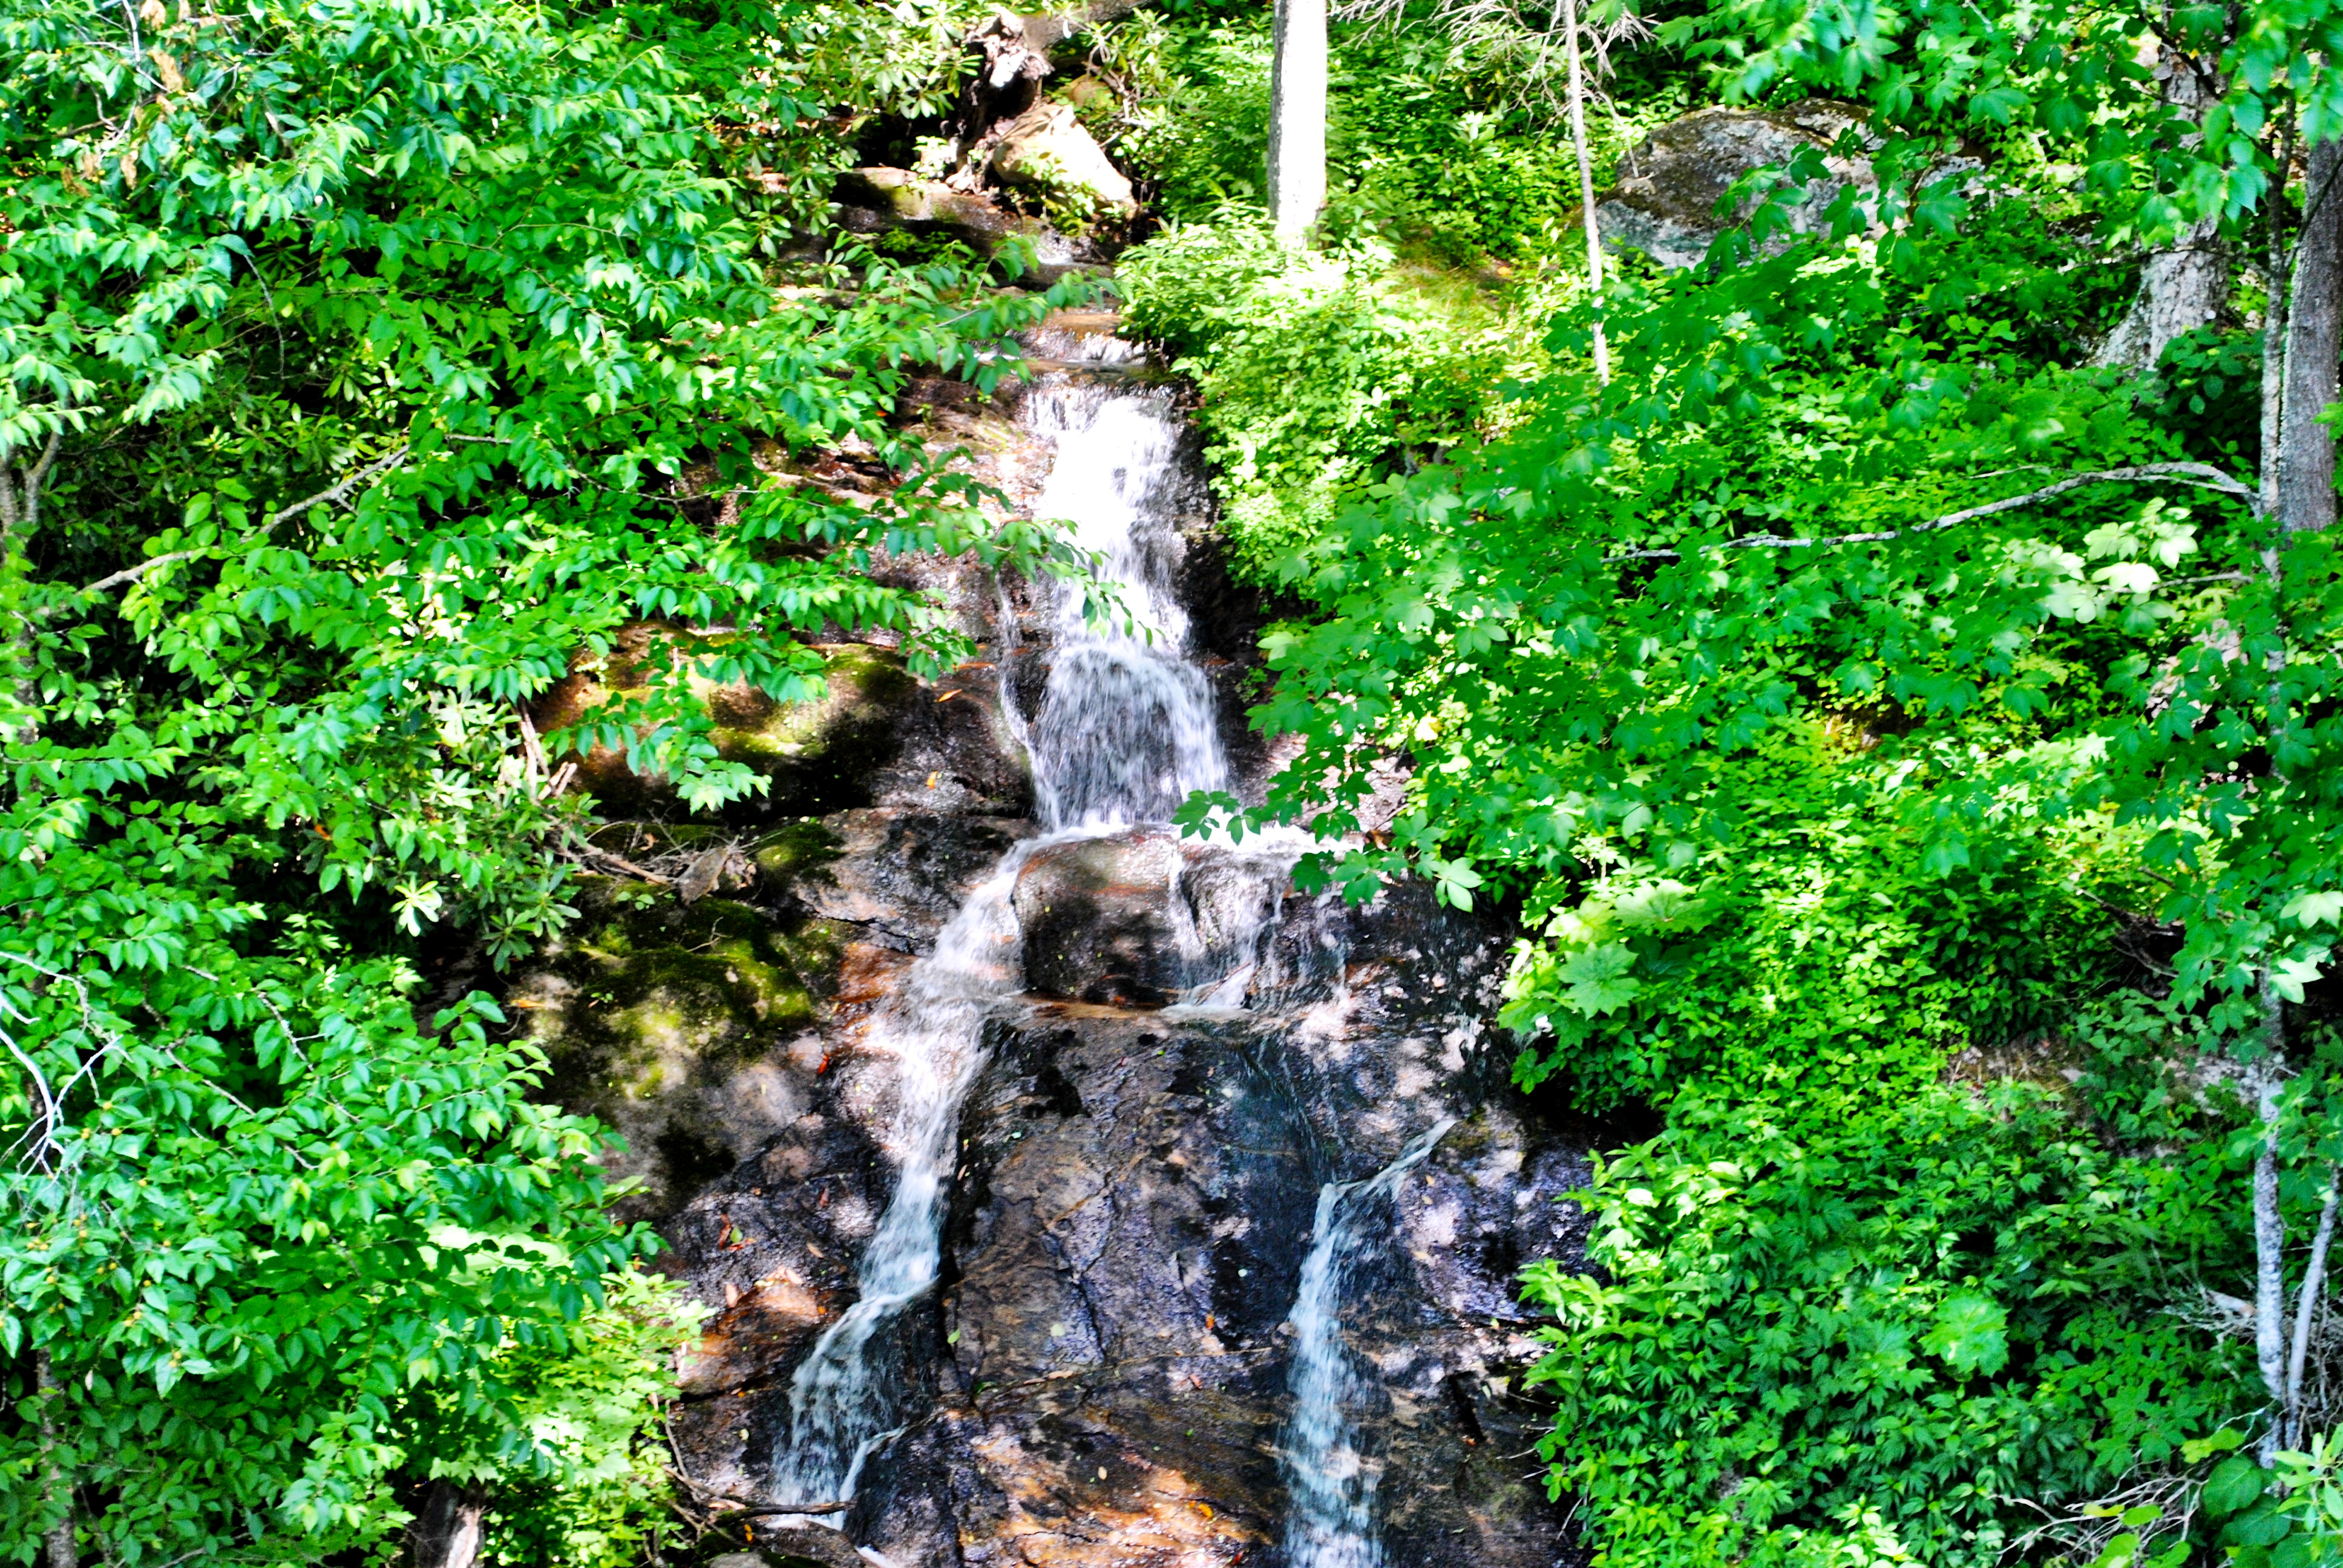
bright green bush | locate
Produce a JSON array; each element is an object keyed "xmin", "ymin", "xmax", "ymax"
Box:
[
  {"xmin": 1120, "ymin": 219, "xmax": 1532, "ymax": 577},
  {"xmin": 1499, "ymin": 730, "xmax": 2122, "ymax": 1112},
  {"xmin": 467, "ymin": 1270, "xmax": 705, "ymax": 1568},
  {"xmin": 1524, "ymin": 1088, "xmax": 2251, "ymax": 1568}
]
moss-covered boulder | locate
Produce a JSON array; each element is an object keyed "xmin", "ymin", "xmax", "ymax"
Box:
[
  {"xmin": 531, "ymin": 632, "xmax": 919, "ymax": 823},
  {"xmin": 513, "ymin": 876, "xmax": 848, "ymax": 1221}
]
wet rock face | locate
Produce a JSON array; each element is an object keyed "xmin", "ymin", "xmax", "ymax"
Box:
[
  {"xmin": 1014, "ymin": 830, "xmax": 1193, "ymax": 1005},
  {"xmin": 834, "ymin": 883, "xmax": 1591, "ymax": 1568},
  {"xmin": 517, "ymin": 332, "xmax": 1594, "ymax": 1564},
  {"xmin": 773, "ymin": 810, "xmax": 1034, "ymax": 951},
  {"xmin": 514, "ymin": 881, "xmax": 850, "ymax": 1223}
]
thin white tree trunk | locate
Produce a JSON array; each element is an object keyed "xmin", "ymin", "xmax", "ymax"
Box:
[
  {"xmin": 1267, "ymin": 0, "xmax": 1326, "ymax": 241},
  {"xmin": 1561, "ymin": 0, "xmax": 1608, "ymax": 383},
  {"xmin": 2256, "ymin": 985, "xmax": 2292, "ymax": 1464},
  {"xmin": 2286, "ymin": 1166, "xmax": 2339, "ymax": 1446}
]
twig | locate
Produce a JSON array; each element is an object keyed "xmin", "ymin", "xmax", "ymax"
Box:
[
  {"xmin": 2288, "ymin": 1165, "xmax": 2341, "ymax": 1444},
  {"xmin": 663, "ymin": 1465, "xmax": 850, "ymax": 1515},
  {"xmin": 78, "ymin": 445, "xmax": 412, "ymax": 597},
  {"xmin": 1605, "ymin": 463, "xmax": 2260, "ymax": 564},
  {"xmin": 565, "ymin": 828, "xmax": 673, "ymax": 886}
]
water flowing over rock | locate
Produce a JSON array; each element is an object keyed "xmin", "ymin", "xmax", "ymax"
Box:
[
  {"xmin": 526, "ymin": 316, "xmax": 1600, "ymax": 1566},
  {"xmin": 1280, "ymin": 1119, "xmax": 1455, "ymax": 1568}
]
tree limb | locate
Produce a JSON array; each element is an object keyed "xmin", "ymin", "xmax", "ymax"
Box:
[
  {"xmin": 1605, "ymin": 462, "xmax": 2260, "ymax": 564},
  {"xmin": 563, "ymin": 828, "xmax": 673, "ymax": 886},
  {"xmin": 2286, "ymin": 1163, "xmax": 2339, "ymax": 1446},
  {"xmin": 19, "ymin": 419, "xmax": 68, "ymax": 543},
  {"xmin": 1018, "ymin": 0, "xmax": 1150, "ymax": 54},
  {"xmin": 77, "ymin": 444, "xmax": 411, "ymax": 598},
  {"xmin": 0, "ymin": 388, "xmax": 77, "ymax": 548}
]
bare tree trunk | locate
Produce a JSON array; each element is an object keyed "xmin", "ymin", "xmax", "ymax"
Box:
[
  {"xmin": 2092, "ymin": 48, "xmax": 2227, "ymax": 371},
  {"xmin": 2286, "ymin": 1165, "xmax": 2340, "ymax": 1446},
  {"xmin": 34, "ymin": 1350, "xmax": 75, "ymax": 1568},
  {"xmin": 2262, "ymin": 121, "xmax": 2297, "ymax": 520},
  {"xmin": 2277, "ymin": 137, "xmax": 2343, "ymax": 537},
  {"xmin": 409, "ymin": 1480, "xmax": 486, "ymax": 1568},
  {"xmin": 1561, "ymin": 0, "xmax": 1608, "ymax": 383},
  {"xmin": 2256, "ymin": 982, "xmax": 2293, "ymax": 1464},
  {"xmin": 1267, "ymin": 0, "xmax": 1327, "ymax": 241}
]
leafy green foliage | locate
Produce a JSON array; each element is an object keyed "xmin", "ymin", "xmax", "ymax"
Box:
[
  {"xmin": 0, "ymin": 0, "xmax": 1093, "ymax": 1559},
  {"xmin": 0, "ymin": 962, "xmax": 643, "ymax": 1559},
  {"xmin": 457, "ymin": 1270, "xmax": 705, "ymax": 1568},
  {"xmin": 1500, "ymin": 741, "xmax": 2110, "ymax": 1111},
  {"xmin": 1523, "ymin": 1089, "xmax": 2251, "ymax": 1567},
  {"xmin": 1121, "ymin": 219, "xmax": 1531, "ymax": 576}
]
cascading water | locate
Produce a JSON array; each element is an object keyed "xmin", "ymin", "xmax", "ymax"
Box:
[
  {"xmin": 1020, "ymin": 379, "xmax": 1228, "ymax": 831},
  {"xmin": 768, "ymin": 348, "xmax": 1250, "ymax": 1518},
  {"xmin": 1280, "ymin": 1118, "xmax": 1458, "ymax": 1568}
]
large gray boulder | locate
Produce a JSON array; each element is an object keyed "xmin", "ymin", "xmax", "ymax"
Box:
[
  {"xmin": 1599, "ymin": 102, "xmax": 1873, "ymax": 268},
  {"xmin": 989, "ymin": 101, "xmax": 1139, "ymax": 218}
]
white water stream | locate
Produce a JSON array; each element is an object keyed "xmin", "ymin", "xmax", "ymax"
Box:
[
  {"xmin": 772, "ymin": 342, "xmax": 1414, "ymax": 1568},
  {"xmin": 1279, "ymin": 1118, "xmax": 1457, "ymax": 1568},
  {"xmin": 767, "ymin": 361, "xmax": 1240, "ymax": 1516}
]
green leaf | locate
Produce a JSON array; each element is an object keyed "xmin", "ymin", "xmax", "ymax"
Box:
[
  {"xmin": 1921, "ymin": 1292, "xmax": 2008, "ymax": 1375},
  {"xmin": 2205, "ymin": 1457, "xmax": 2271, "ymax": 1517},
  {"xmin": 1558, "ymin": 943, "xmax": 1642, "ymax": 1016}
]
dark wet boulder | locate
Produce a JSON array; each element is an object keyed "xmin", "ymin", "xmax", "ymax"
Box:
[
  {"xmin": 1012, "ymin": 828, "xmax": 1297, "ymax": 1007},
  {"xmin": 1014, "ymin": 829, "xmax": 1191, "ymax": 1005},
  {"xmin": 761, "ymin": 809, "xmax": 1034, "ymax": 951},
  {"xmin": 513, "ymin": 878, "xmax": 850, "ymax": 1222}
]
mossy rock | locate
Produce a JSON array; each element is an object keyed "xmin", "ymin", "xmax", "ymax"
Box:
[
  {"xmin": 514, "ymin": 876, "xmax": 850, "ymax": 1219},
  {"xmin": 539, "ymin": 636, "xmax": 919, "ymax": 823}
]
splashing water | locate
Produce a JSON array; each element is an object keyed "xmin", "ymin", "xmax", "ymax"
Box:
[
  {"xmin": 1021, "ymin": 382, "xmax": 1228, "ymax": 832},
  {"xmin": 768, "ymin": 364, "xmax": 1251, "ymax": 1517},
  {"xmin": 764, "ymin": 848, "xmax": 1030, "ymax": 1512},
  {"xmin": 1280, "ymin": 1119, "xmax": 1457, "ymax": 1568}
]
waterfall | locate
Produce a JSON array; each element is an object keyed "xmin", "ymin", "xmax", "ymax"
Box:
[
  {"xmin": 1279, "ymin": 1118, "xmax": 1457, "ymax": 1568},
  {"xmin": 1020, "ymin": 380, "xmax": 1228, "ymax": 832},
  {"xmin": 767, "ymin": 353, "xmax": 1241, "ymax": 1516}
]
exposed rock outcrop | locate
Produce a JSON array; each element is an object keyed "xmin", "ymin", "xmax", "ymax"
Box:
[
  {"xmin": 1598, "ymin": 102, "xmax": 1873, "ymax": 269},
  {"xmin": 516, "ymin": 320, "xmax": 1597, "ymax": 1566},
  {"xmin": 828, "ymin": 167, "xmax": 1107, "ymax": 284},
  {"xmin": 990, "ymin": 102, "xmax": 1140, "ymax": 218},
  {"xmin": 844, "ymin": 883, "xmax": 1591, "ymax": 1568}
]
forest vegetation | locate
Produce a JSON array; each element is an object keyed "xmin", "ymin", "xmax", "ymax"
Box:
[{"xmin": 6, "ymin": 0, "xmax": 2343, "ymax": 1563}]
